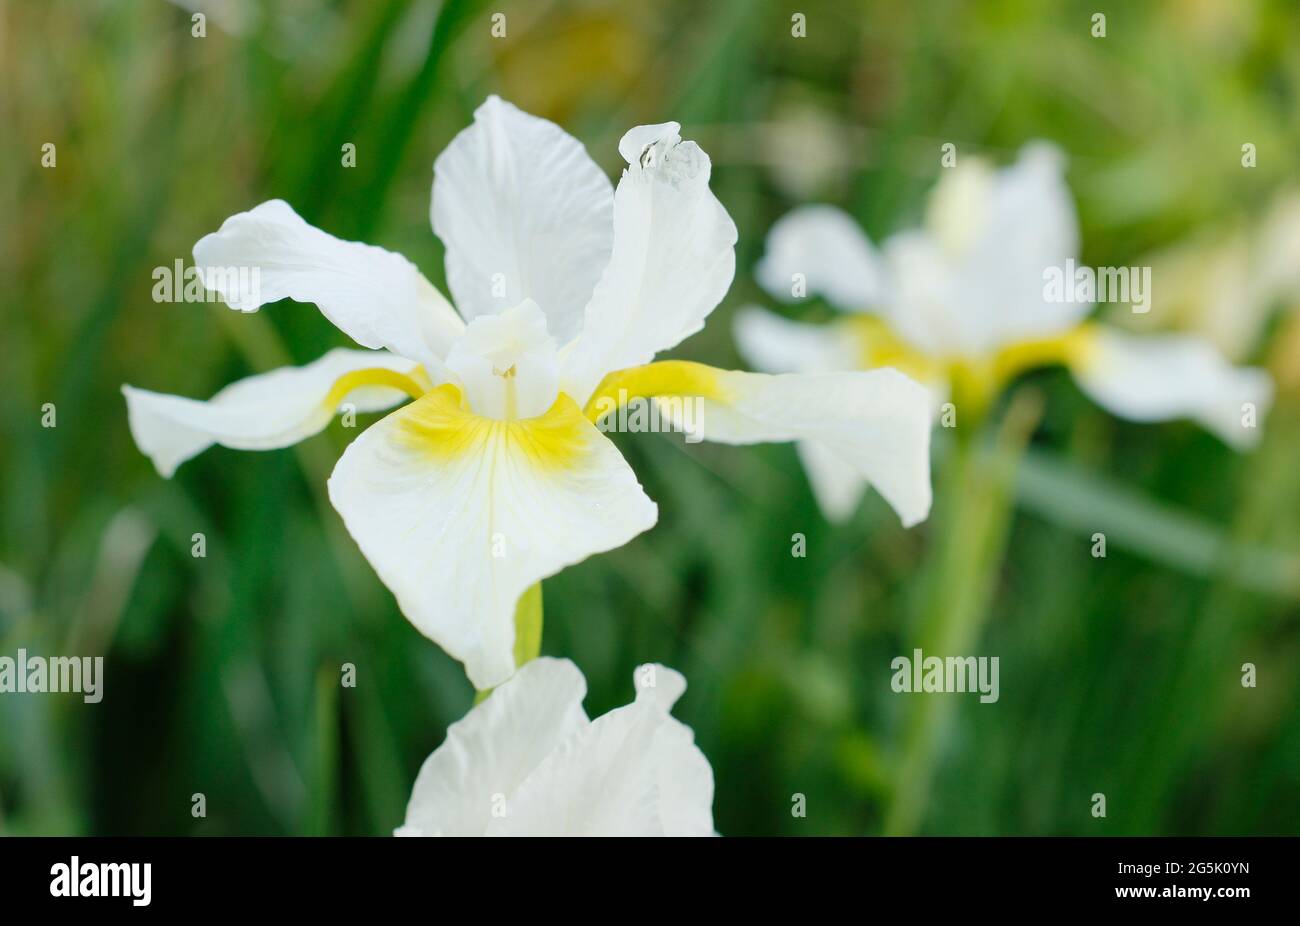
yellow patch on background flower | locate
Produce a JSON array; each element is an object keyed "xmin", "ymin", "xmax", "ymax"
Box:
[{"xmin": 844, "ymin": 315, "xmax": 1098, "ymax": 410}]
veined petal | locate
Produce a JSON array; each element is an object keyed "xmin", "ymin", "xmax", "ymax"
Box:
[
  {"xmin": 754, "ymin": 205, "xmax": 887, "ymax": 310},
  {"xmin": 122, "ymin": 348, "xmax": 425, "ymax": 478},
  {"xmin": 397, "ymin": 657, "xmax": 589, "ymax": 837},
  {"xmin": 732, "ymin": 306, "xmax": 860, "ymax": 375},
  {"xmin": 487, "ymin": 663, "xmax": 714, "ymax": 836},
  {"xmin": 1069, "ymin": 327, "xmax": 1273, "ymax": 449},
  {"xmin": 561, "ymin": 122, "xmax": 738, "ymax": 407},
  {"xmin": 585, "ymin": 362, "xmax": 933, "ymax": 527},
  {"xmin": 192, "ymin": 199, "xmax": 463, "ymax": 375},
  {"xmin": 327, "ymin": 386, "xmax": 658, "ymax": 690},
  {"xmin": 431, "ymin": 96, "xmax": 614, "ymax": 343}
]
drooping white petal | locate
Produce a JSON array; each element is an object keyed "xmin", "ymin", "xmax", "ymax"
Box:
[
  {"xmin": 444, "ymin": 299, "xmax": 560, "ymax": 419},
  {"xmin": 327, "ymin": 388, "xmax": 658, "ymax": 690},
  {"xmin": 487, "ymin": 663, "xmax": 714, "ymax": 836},
  {"xmin": 795, "ymin": 440, "xmax": 869, "ymax": 523},
  {"xmin": 920, "ymin": 143, "xmax": 1088, "ymax": 352},
  {"xmin": 397, "ymin": 658, "xmax": 589, "ymax": 836},
  {"xmin": 732, "ymin": 306, "xmax": 860, "ymax": 375},
  {"xmin": 732, "ymin": 308, "xmax": 937, "ymax": 522},
  {"xmin": 754, "ymin": 205, "xmax": 887, "ymax": 310},
  {"xmin": 686, "ymin": 368, "xmax": 933, "ymax": 526},
  {"xmin": 431, "ymin": 95, "xmax": 614, "ymax": 343},
  {"xmin": 1070, "ymin": 327, "xmax": 1273, "ymax": 448},
  {"xmin": 192, "ymin": 199, "xmax": 463, "ymax": 375},
  {"xmin": 122, "ymin": 348, "xmax": 422, "ymax": 478},
  {"xmin": 561, "ymin": 122, "xmax": 738, "ymax": 407}
]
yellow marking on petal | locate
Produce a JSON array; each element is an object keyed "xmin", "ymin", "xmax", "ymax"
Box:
[
  {"xmin": 842, "ymin": 317, "xmax": 945, "ymax": 385},
  {"xmin": 397, "ymin": 383, "xmax": 591, "ymax": 471},
  {"xmin": 843, "ymin": 316, "xmax": 1099, "ymax": 409},
  {"xmin": 583, "ymin": 360, "xmax": 729, "ymax": 422},
  {"xmin": 321, "ymin": 366, "xmax": 431, "ymax": 412},
  {"xmin": 992, "ymin": 324, "xmax": 1097, "ymax": 383}
]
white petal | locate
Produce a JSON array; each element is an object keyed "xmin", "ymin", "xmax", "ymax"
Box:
[
  {"xmin": 488, "ymin": 663, "xmax": 714, "ymax": 836},
  {"xmin": 880, "ymin": 230, "xmax": 972, "ymax": 356},
  {"xmin": 1071, "ymin": 327, "xmax": 1273, "ymax": 449},
  {"xmin": 687, "ymin": 368, "xmax": 933, "ymax": 527},
  {"xmin": 732, "ymin": 309, "xmax": 940, "ymax": 521},
  {"xmin": 795, "ymin": 440, "xmax": 868, "ymax": 523},
  {"xmin": 927, "ymin": 143, "xmax": 1088, "ymax": 351},
  {"xmin": 732, "ymin": 306, "xmax": 859, "ymax": 374},
  {"xmin": 326, "ymin": 388, "xmax": 658, "ymax": 690},
  {"xmin": 431, "ymin": 96, "xmax": 614, "ymax": 344},
  {"xmin": 618, "ymin": 122, "xmax": 681, "ymax": 164},
  {"xmin": 754, "ymin": 205, "xmax": 886, "ymax": 310},
  {"xmin": 561, "ymin": 122, "xmax": 738, "ymax": 406},
  {"xmin": 122, "ymin": 348, "xmax": 421, "ymax": 477},
  {"xmin": 398, "ymin": 657, "xmax": 589, "ymax": 836},
  {"xmin": 193, "ymin": 200, "xmax": 463, "ymax": 375}
]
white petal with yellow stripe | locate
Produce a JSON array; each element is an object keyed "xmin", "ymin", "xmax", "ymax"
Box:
[
  {"xmin": 122, "ymin": 348, "xmax": 426, "ymax": 478},
  {"xmin": 326, "ymin": 383, "xmax": 657, "ymax": 690}
]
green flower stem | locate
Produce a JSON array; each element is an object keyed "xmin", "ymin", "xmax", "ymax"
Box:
[
  {"xmin": 512, "ymin": 582, "xmax": 545, "ymax": 669},
  {"xmin": 474, "ymin": 582, "xmax": 544, "ymax": 704},
  {"xmin": 884, "ymin": 389, "xmax": 1043, "ymax": 835}
]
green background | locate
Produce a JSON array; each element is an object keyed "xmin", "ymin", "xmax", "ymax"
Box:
[{"xmin": 2, "ymin": 0, "xmax": 1299, "ymax": 835}]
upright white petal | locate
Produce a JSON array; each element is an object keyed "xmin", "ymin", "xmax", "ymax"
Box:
[
  {"xmin": 686, "ymin": 368, "xmax": 933, "ymax": 527},
  {"xmin": 1071, "ymin": 327, "xmax": 1273, "ymax": 449},
  {"xmin": 754, "ymin": 205, "xmax": 887, "ymax": 310},
  {"xmin": 487, "ymin": 663, "xmax": 714, "ymax": 836},
  {"xmin": 880, "ymin": 230, "xmax": 970, "ymax": 356},
  {"xmin": 561, "ymin": 122, "xmax": 738, "ymax": 407},
  {"xmin": 398, "ymin": 658, "xmax": 589, "ymax": 836},
  {"xmin": 431, "ymin": 96, "xmax": 614, "ymax": 343},
  {"xmin": 327, "ymin": 388, "xmax": 658, "ymax": 690},
  {"xmin": 795, "ymin": 440, "xmax": 870, "ymax": 523},
  {"xmin": 122, "ymin": 348, "xmax": 422, "ymax": 477},
  {"xmin": 192, "ymin": 200, "xmax": 463, "ymax": 375},
  {"xmin": 923, "ymin": 143, "xmax": 1087, "ymax": 352}
]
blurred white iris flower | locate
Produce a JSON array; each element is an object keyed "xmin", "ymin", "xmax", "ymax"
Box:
[
  {"xmin": 123, "ymin": 96, "xmax": 934, "ymax": 689},
  {"xmin": 736, "ymin": 143, "xmax": 1273, "ymax": 521},
  {"xmin": 396, "ymin": 658, "xmax": 714, "ymax": 836}
]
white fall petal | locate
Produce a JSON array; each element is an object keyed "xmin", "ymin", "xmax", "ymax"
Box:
[
  {"xmin": 326, "ymin": 385, "xmax": 658, "ymax": 690},
  {"xmin": 396, "ymin": 658, "xmax": 715, "ymax": 836},
  {"xmin": 1072, "ymin": 328, "xmax": 1273, "ymax": 449},
  {"xmin": 122, "ymin": 348, "xmax": 422, "ymax": 478},
  {"xmin": 675, "ymin": 368, "xmax": 933, "ymax": 527}
]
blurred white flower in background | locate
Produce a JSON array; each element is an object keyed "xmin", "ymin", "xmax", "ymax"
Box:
[
  {"xmin": 737, "ymin": 144, "xmax": 1273, "ymax": 521},
  {"xmin": 396, "ymin": 658, "xmax": 715, "ymax": 836},
  {"xmin": 1132, "ymin": 191, "xmax": 1300, "ymax": 362}
]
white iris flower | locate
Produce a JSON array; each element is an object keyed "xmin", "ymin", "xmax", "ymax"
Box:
[
  {"xmin": 396, "ymin": 658, "xmax": 713, "ymax": 836},
  {"xmin": 123, "ymin": 96, "xmax": 934, "ymax": 689},
  {"xmin": 736, "ymin": 143, "xmax": 1273, "ymax": 522}
]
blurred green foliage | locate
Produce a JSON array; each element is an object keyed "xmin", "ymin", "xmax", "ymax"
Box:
[{"xmin": 2, "ymin": 0, "xmax": 1299, "ymax": 836}]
